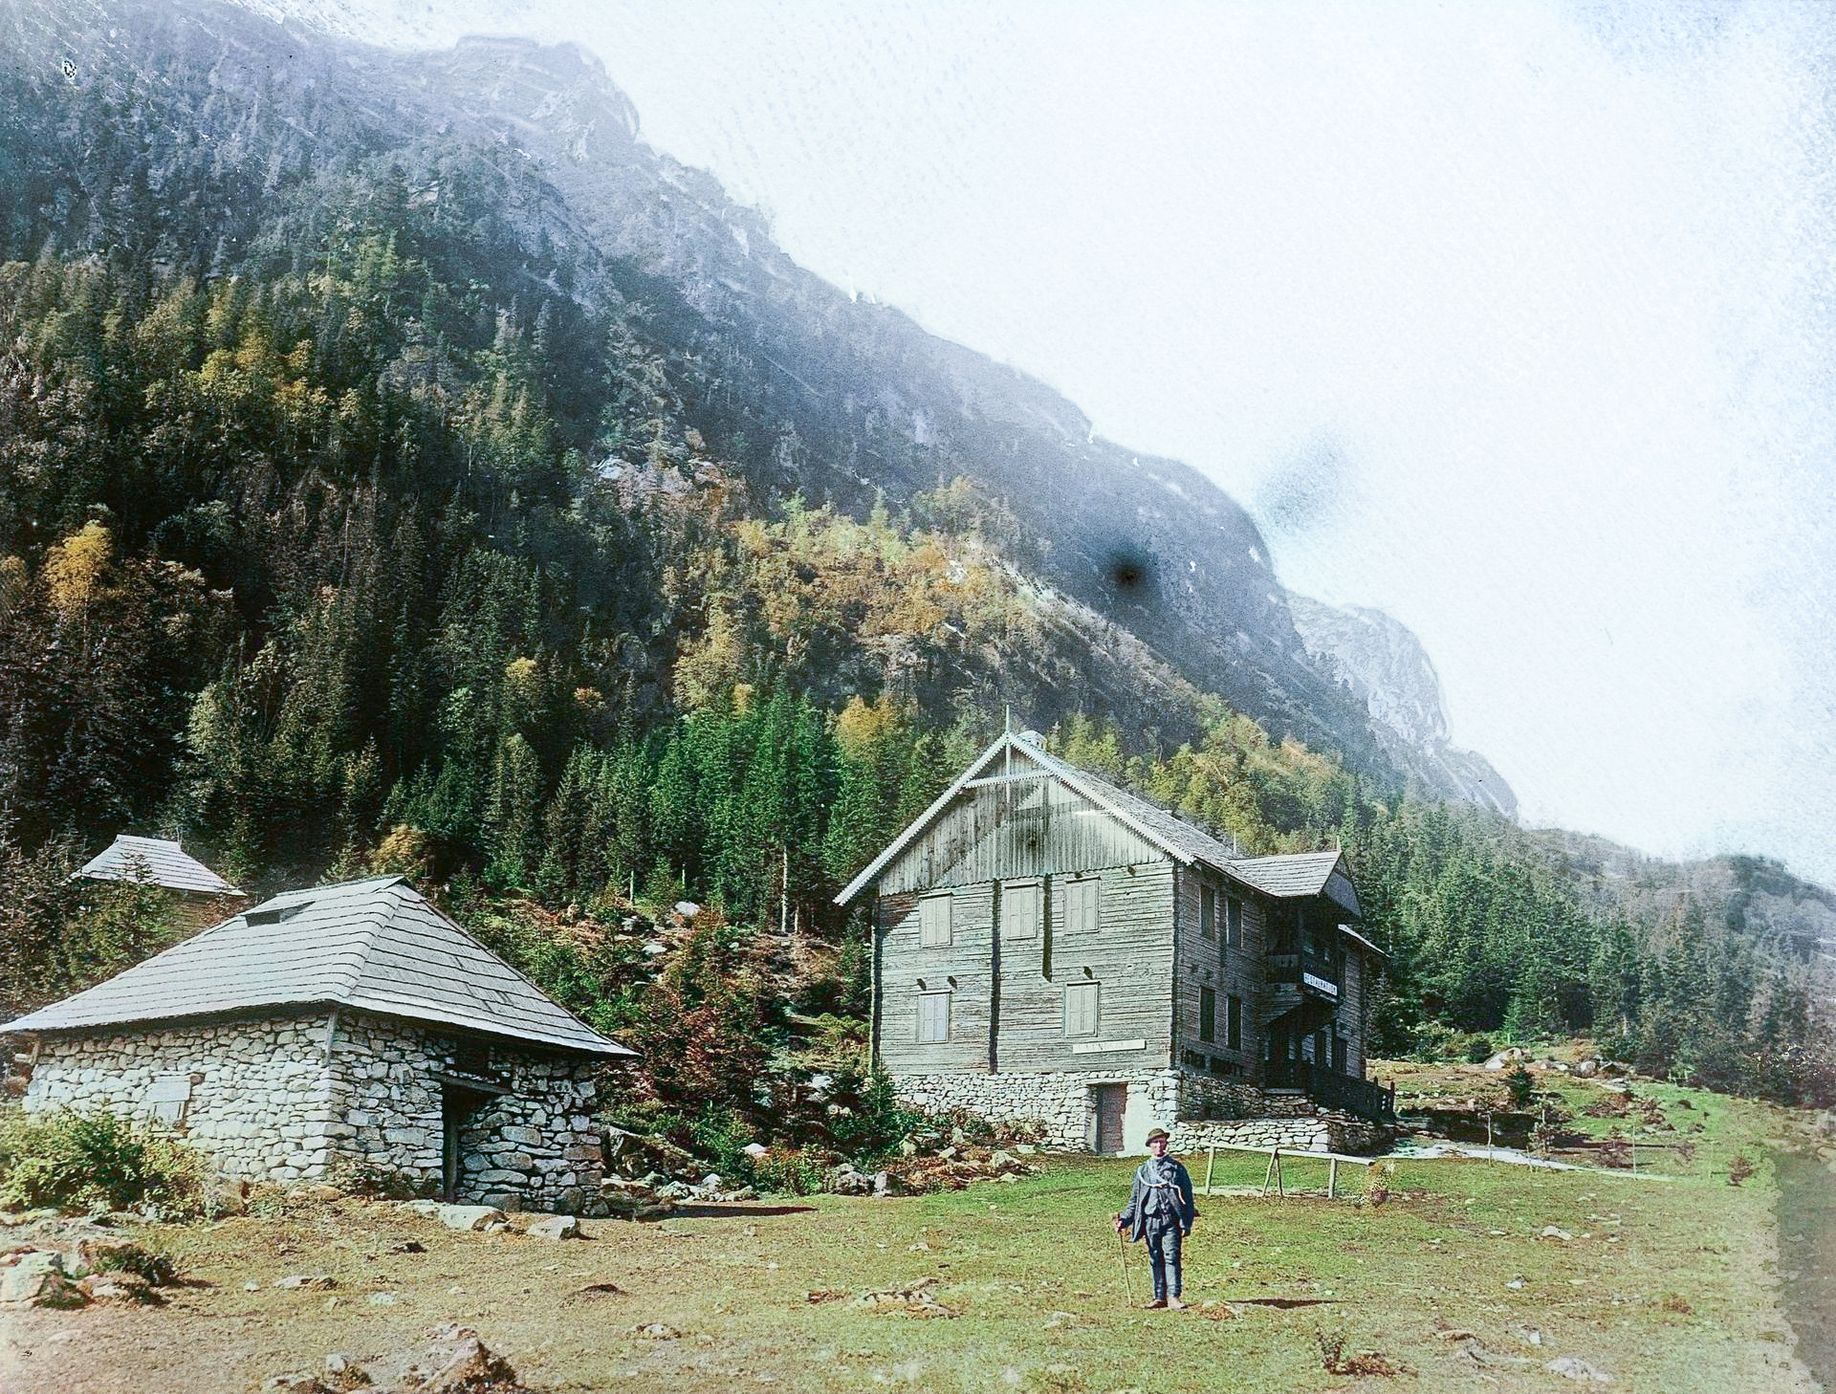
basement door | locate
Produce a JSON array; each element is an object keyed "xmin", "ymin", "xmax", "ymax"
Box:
[{"xmin": 1091, "ymin": 1084, "xmax": 1127, "ymax": 1155}]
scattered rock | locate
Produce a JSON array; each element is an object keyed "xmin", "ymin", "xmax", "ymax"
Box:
[
  {"xmin": 855, "ymin": 1277, "xmax": 956, "ymax": 1318},
  {"xmin": 742, "ymin": 1143, "xmax": 769, "ymax": 1160},
  {"xmin": 805, "ymin": 1288, "xmax": 849, "ymax": 1304},
  {"xmin": 1573, "ymin": 1059, "xmax": 1600, "ymax": 1079},
  {"xmin": 1539, "ymin": 1226, "xmax": 1574, "ymax": 1242},
  {"xmin": 1547, "ymin": 1355, "xmax": 1613, "ymax": 1383},
  {"xmin": 435, "ymin": 1205, "xmax": 508, "ymax": 1233},
  {"xmin": 568, "ymin": 1281, "xmax": 626, "ymax": 1301},
  {"xmin": 323, "ymin": 1353, "xmax": 372, "ymax": 1390},
  {"xmin": 276, "ymin": 1274, "xmax": 338, "ymax": 1291},
  {"xmin": 263, "ymin": 1376, "xmax": 335, "ymax": 1394},
  {"xmin": 368, "ymin": 1291, "xmax": 399, "ymax": 1306},
  {"xmin": 523, "ymin": 1214, "xmax": 580, "ymax": 1241},
  {"xmin": 1, "ymin": 1251, "xmax": 85, "ymax": 1308},
  {"xmin": 634, "ymin": 1322, "xmax": 681, "ymax": 1340},
  {"xmin": 420, "ymin": 1335, "xmax": 523, "ymax": 1393},
  {"xmin": 76, "ymin": 1271, "xmax": 161, "ymax": 1305}
]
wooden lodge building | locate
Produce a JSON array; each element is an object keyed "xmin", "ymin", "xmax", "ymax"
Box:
[{"xmin": 837, "ymin": 730, "xmax": 1395, "ymax": 1155}]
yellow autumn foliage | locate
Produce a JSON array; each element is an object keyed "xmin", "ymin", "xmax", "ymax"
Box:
[{"xmin": 44, "ymin": 522, "xmax": 113, "ymax": 616}]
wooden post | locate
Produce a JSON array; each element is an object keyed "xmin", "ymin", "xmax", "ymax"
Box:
[
  {"xmin": 1204, "ymin": 1146, "xmax": 1217, "ymax": 1196},
  {"xmin": 1328, "ymin": 1157, "xmax": 1338, "ymax": 1199},
  {"xmin": 1260, "ymin": 1150, "xmax": 1277, "ymax": 1197},
  {"xmin": 1274, "ymin": 1148, "xmax": 1285, "ymax": 1198},
  {"xmin": 1486, "ymin": 1111, "xmax": 1494, "ymax": 1161}
]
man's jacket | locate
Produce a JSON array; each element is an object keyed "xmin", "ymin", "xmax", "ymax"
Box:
[{"xmin": 1117, "ymin": 1155, "xmax": 1198, "ymax": 1239}]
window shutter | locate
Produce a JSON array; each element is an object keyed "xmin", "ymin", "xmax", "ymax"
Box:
[
  {"xmin": 918, "ymin": 991, "xmax": 951, "ymax": 1043},
  {"xmin": 1064, "ymin": 981, "xmax": 1099, "ymax": 1037},
  {"xmin": 1003, "ymin": 881, "xmax": 1040, "ymax": 940},
  {"xmin": 1199, "ymin": 986, "xmax": 1216, "ymax": 1043},
  {"xmin": 1066, "ymin": 878, "xmax": 1099, "ymax": 934},
  {"xmin": 919, "ymin": 894, "xmax": 952, "ymax": 947},
  {"xmin": 1227, "ymin": 993, "xmax": 1243, "ymax": 1050},
  {"xmin": 1226, "ymin": 897, "xmax": 1243, "ymax": 949}
]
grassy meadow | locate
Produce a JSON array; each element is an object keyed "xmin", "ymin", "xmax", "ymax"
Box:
[{"xmin": 1, "ymin": 1066, "xmax": 1817, "ymax": 1394}]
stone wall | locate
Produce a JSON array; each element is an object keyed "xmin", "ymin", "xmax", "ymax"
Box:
[
  {"xmin": 19, "ymin": 1011, "xmax": 609, "ymax": 1208},
  {"xmin": 329, "ymin": 1014, "xmax": 605, "ymax": 1211},
  {"xmin": 895, "ymin": 1065, "xmax": 1391, "ymax": 1156},
  {"xmin": 895, "ymin": 1068, "xmax": 1181, "ymax": 1151},
  {"xmin": 20, "ymin": 1014, "xmax": 336, "ymax": 1182},
  {"xmin": 1172, "ymin": 1110, "xmax": 1392, "ymax": 1156}
]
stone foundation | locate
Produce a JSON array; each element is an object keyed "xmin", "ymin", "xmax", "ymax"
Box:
[
  {"xmin": 895, "ymin": 1069, "xmax": 1181, "ymax": 1151},
  {"xmin": 18, "ymin": 1010, "xmax": 608, "ymax": 1209},
  {"xmin": 895, "ymin": 1067, "xmax": 1391, "ymax": 1156}
]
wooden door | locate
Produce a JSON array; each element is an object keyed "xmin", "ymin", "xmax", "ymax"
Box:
[{"xmin": 1092, "ymin": 1084, "xmax": 1127, "ymax": 1154}]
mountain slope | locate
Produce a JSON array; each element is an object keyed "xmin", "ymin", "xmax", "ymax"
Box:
[{"xmin": 0, "ymin": 0, "xmax": 1487, "ymax": 801}]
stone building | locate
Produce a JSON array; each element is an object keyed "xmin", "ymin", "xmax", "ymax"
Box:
[
  {"xmin": 838, "ymin": 730, "xmax": 1394, "ymax": 1156},
  {"xmin": 75, "ymin": 833, "xmax": 249, "ymax": 931},
  {"xmin": 1, "ymin": 876, "xmax": 633, "ymax": 1210}
]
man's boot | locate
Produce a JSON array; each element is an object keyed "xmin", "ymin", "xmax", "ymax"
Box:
[
  {"xmin": 1142, "ymin": 1298, "xmax": 1167, "ymax": 1309},
  {"xmin": 1167, "ymin": 1296, "xmax": 1188, "ymax": 1311}
]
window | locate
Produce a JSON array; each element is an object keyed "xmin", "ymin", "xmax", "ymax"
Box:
[
  {"xmin": 917, "ymin": 990, "xmax": 952, "ymax": 1043},
  {"xmin": 1225, "ymin": 896, "xmax": 1243, "ymax": 949},
  {"xmin": 1226, "ymin": 993, "xmax": 1243, "ymax": 1051},
  {"xmin": 1064, "ymin": 981, "xmax": 1100, "ymax": 1037},
  {"xmin": 919, "ymin": 894, "xmax": 953, "ymax": 947},
  {"xmin": 1065, "ymin": 877, "xmax": 1100, "ymax": 934},
  {"xmin": 1198, "ymin": 986, "xmax": 1216, "ymax": 1043},
  {"xmin": 1003, "ymin": 880, "xmax": 1041, "ymax": 940},
  {"xmin": 1199, "ymin": 883, "xmax": 1216, "ymax": 939}
]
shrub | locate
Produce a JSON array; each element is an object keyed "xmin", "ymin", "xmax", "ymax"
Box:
[
  {"xmin": 1504, "ymin": 1065, "xmax": 1536, "ymax": 1110},
  {"xmin": 0, "ymin": 1109, "xmax": 203, "ymax": 1215},
  {"xmin": 325, "ymin": 1157, "xmax": 422, "ymax": 1200},
  {"xmin": 826, "ymin": 1063, "xmax": 924, "ymax": 1166},
  {"xmin": 752, "ymin": 1147, "xmax": 827, "ymax": 1196}
]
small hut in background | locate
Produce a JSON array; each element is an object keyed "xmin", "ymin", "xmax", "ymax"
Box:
[
  {"xmin": 76, "ymin": 834, "xmax": 247, "ymax": 931},
  {"xmin": 2, "ymin": 876, "xmax": 633, "ymax": 1211}
]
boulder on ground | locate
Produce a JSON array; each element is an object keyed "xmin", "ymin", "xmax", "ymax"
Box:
[
  {"xmin": 1573, "ymin": 1058, "xmax": 1600, "ymax": 1079},
  {"xmin": 434, "ymin": 1205, "xmax": 508, "ymax": 1233},
  {"xmin": 77, "ymin": 1271, "xmax": 161, "ymax": 1305},
  {"xmin": 828, "ymin": 1165, "xmax": 874, "ymax": 1197},
  {"xmin": 419, "ymin": 1335, "xmax": 522, "ymax": 1393},
  {"xmin": 523, "ymin": 1214, "xmax": 580, "ymax": 1240},
  {"xmin": 1, "ymin": 1250, "xmax": 85, "ymax": 1308}
]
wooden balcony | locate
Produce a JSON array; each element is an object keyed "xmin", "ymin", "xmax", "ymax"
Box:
[
  {"xmin": 1264, "ymin": 1059, "xmax": 1395, "ymax": 1121},
  {"xmin": 1267, "ymin": 949, "xmax": 1342, "ymax": 1001}
]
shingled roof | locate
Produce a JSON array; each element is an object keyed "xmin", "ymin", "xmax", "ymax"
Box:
[
  {"xmin": 0, "ymin": 877, "xmax": 632, "ymax": 1057},
  {"xmin": 77, "ymin": 834, "xmax": 241, "ymax": 896},
  {"xmin": 836, "ymin": 730, "xmax": 1364, "ymax": 922}
]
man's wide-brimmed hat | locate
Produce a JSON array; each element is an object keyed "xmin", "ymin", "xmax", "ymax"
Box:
[{"xmin": 1145, "ymin": 1127, "xmax": 1171, "ymax": 1144}]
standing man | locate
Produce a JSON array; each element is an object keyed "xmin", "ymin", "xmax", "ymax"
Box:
[{"xmin": 1115, "ymin": 1126, "xmax": 1197, "ymax": 1310}]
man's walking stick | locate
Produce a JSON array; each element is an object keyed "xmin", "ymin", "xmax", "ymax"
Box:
[{"xmin": 1115, "ymin": 1225, "xmax": 1134, "ymax": 1305}]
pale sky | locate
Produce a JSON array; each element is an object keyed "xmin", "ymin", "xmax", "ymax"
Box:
[{"xmin": 275, "ymin": 0, "xmax": 1836, "ymax": 886}]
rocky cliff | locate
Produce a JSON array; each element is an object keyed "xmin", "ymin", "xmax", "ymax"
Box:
[{"xmin": 1288, "ymin": 596, "xmax": 1517, "ymax": 817}]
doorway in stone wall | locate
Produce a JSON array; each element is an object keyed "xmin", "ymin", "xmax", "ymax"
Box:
[
  {"xmin": 1091, "ymin": 1083, "xmax": 1127, "ymax": 1155},
  {"xmin": 441, "ymin": 1082, "xmax": 491, "ymax": 1202}
]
